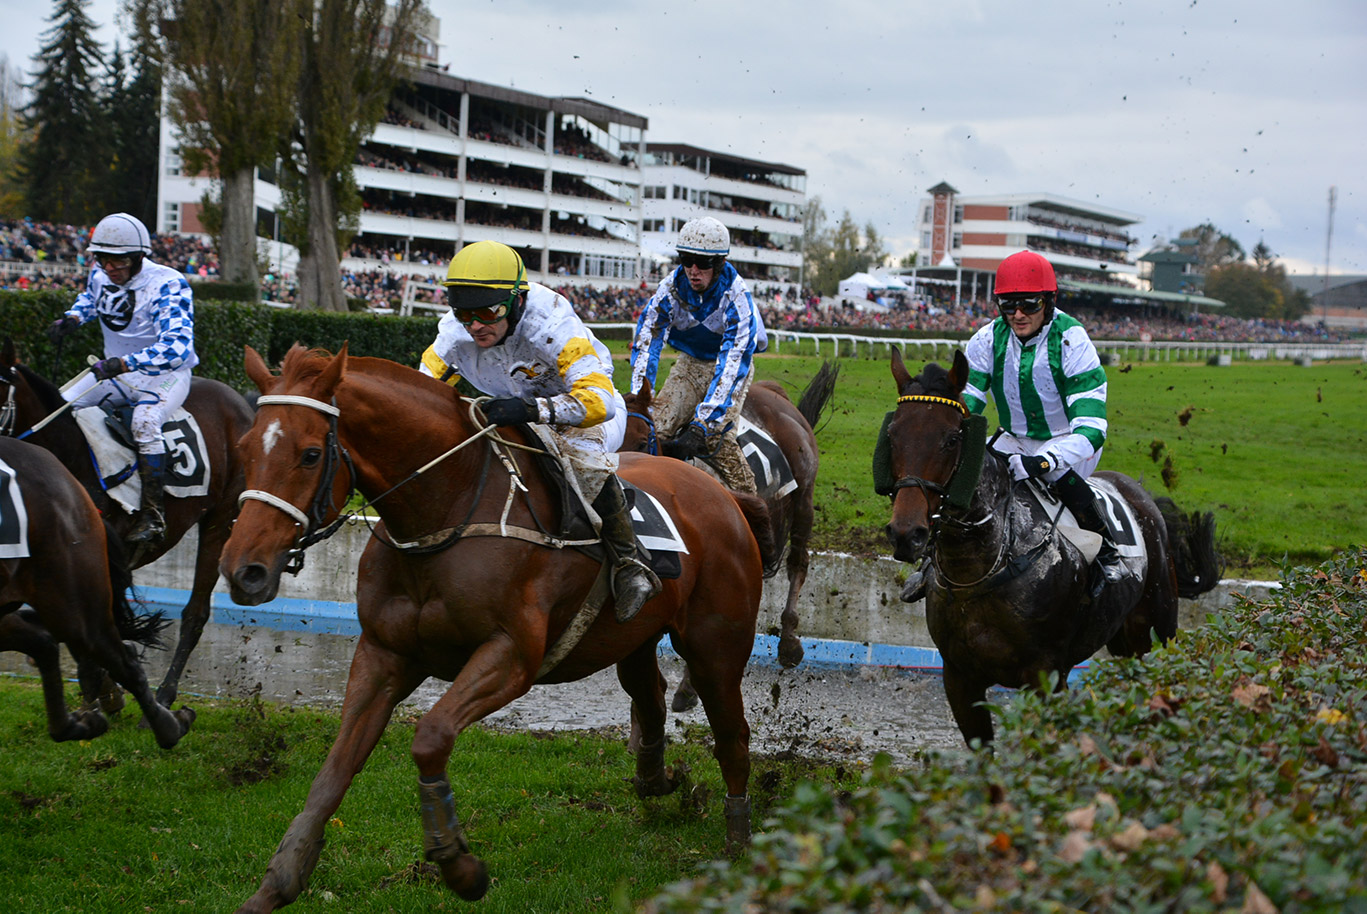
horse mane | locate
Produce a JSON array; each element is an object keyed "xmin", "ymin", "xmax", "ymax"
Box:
[
  {"xmin": 276, "ymin": 344, "xmax": 466, "ymax": 415},
  {"xmin": 16, "ymin": 363, "xmax": 66, "ymax": 414},
  {"xmin": 909, "ymin": 361, "xmax": 955, "ymax": 399}
]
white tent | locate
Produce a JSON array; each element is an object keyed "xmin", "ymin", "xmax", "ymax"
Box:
[{"xmin": 837, "ymin": 272, "xmax": 888, "ymax": 301}]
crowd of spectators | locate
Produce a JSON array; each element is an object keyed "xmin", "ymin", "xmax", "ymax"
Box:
[{"xmin": 0, "ymin": 217, "xmax": 1354, "ymax": 345}]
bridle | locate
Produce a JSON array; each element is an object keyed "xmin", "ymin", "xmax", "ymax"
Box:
[
  {"xmin": 0, "ymin": 375, "xmax": 15, "ymax": 438},
  {"xmin": 238, "ymin": 394, "xmax": 358, "ymax": 575},
  {"xmin": 886, "ymin": 394, "xmax": 968, "ymax": 501},
  {"xmin": 625, "ymin": 408, "xmax": 658, "ymax": 456}
]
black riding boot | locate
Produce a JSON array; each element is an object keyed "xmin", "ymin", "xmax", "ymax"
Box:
[
  {"xmin": 127, "ymin": 453, "xmax": 168, "ymax": 545},
  {"xmin": 900, "ymin": 560, "xmax": 929, "ymax": 603},
  {"xmin": 592, "ymin": 476, "xmax": 662, "ymax": 623},
  {"xmin": 1056, "ymin": 471, "xmax": 1123, "ymax": 600}
]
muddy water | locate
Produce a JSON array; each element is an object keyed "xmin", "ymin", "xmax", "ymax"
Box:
[{"xmin": 2, "ymin": 618, "xmax": 976, "ymax": 764}]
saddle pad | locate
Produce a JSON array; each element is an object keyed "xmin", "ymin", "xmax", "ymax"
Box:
[
  {"xmin": 623, "ymin": 481, "xmax": 688, "ymax": 580},
  {"xmin": 73, "ymin": 406, "xmax": 212, "ymax": 513},
  {"xmin": 0, "ymin": 457, "xmax": 31, "ymax": 559},
  {"xmin": 1024, "ymin": 477, "xmax": 1148, "ymax": 572},
  {"xmin": 736, "ymin": 416, "xmax": 798, "ymax": 500}
]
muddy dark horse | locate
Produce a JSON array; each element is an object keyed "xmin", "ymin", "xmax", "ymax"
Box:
[
  {"xmin": 220, "ymin": 344, "xmax": 776, "ymax": 912},
  {"xmin": 621, "ymin": 361, "xmax": 837, "ymax": 710},
  {"xmin": 0, "ymin": 436, "xmax": 195, "ymax": 748},
  {"xmin": 880, "ymin": 348, "xmax": 1220, "ymax": 747},
  {"xmin": 1, "ymin": 338, "xmax": 254, "ymax": 710}
]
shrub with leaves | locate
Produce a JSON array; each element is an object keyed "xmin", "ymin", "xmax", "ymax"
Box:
[{"xmin": 644, "ymin": 548, "xmax": 1367, "ymax": 913}]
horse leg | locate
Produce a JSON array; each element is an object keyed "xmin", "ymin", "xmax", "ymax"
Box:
[
  {"xmin": 943, "ymin": 663, "xmax": 994, "ymax": 748},
  {"xmin": 154, "ymin": 518, "xmax": 225, "ymax": 707},
  {"xmin": 777, "ymin": 502, "xmax": 813, "ymax": 669},
  {"xmin": 84, "ymin": 632, "xmax": 197, "ymax": 750},
  {"xmin": 670, "ymin": 663, "xmax": 699, "ymax": 712},
  {"xmin": 408, "ymin": 635, "xmax": 540, "ymax": 902},
  {"xmin": 237, "ymin": 635, "xmax": 422, "ymax": 914},
  {"xmin": 75, "ymin": 658, "xmax": 125, "ymax": 715},
  {"xmin": 673, "ymin": 631, "xmax": 753, "ymax": 853},
  {"xmin": 616, "ymin": 641, "xmax": 677, "ymax": 797},
  {"xmin": 0, "ymin": 612, "xmax": 109, "ymax": 742}
]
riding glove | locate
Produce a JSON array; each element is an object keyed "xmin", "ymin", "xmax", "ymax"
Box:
[
  {"xmin": 46, "ymin": 314, "xmax": 81, "ymax": 343},
  {"xmin": 664, "ymin": 424, "xmax": 708, "ymax": 460},
  {"xmin": 483, "ymin": 396, "xmax": 539, "ymax": 425},
  {"xmin": 91, "ymin": 357, "xmax": 127, "ymax": 381},
  {"xmin": 1008, "ymin": 453, "xmax": 1052, "ymax": 481}
]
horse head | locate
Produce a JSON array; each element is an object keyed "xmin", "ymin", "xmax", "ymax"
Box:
[
  {"xmin": 882, "ymin": 347, "xmax": 983, "ymax": 564},
  {"xmin": 220, "ymin": 343, "xmax": 355, "ymax": 605},
  {"xmin": 0, "ymin": 339, "xmax": 70, "ymax": 442},
  {"xmin": 620, "ymin": 379, "xmax": 658, "ymax": 455}
]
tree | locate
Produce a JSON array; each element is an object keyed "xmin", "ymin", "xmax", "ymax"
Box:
[
  {"xmin": 0, "ymin": 55, "xmax": 29, "ymax": 217},
  {"xmin": 102, "ymin": 36, "xmax": 162, "ymax": 225},
  {"xmin": 801, "ymin": 203, "xmax": 888, "ymax": 297},
  {"xmin": 288, "ymin": 0, "xmax": 426, "ymax": 311},
  {"xmin": 1178, "ymin": 223, "xmax": 1245, "ymax": 275},
  {"xmin": 21, "ymin": 0, "xmax": 109, "ymax": 224},
  {"xmin": 132, "ymin": 0, "xmax": 306, "ymax": 287}
]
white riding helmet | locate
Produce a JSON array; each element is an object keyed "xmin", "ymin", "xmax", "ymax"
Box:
[
  {"xmin": 88, "ymin": 213, "xmax": 152, "ymax": 255},
  {"xmin": 675, "ymin": 216, "xmax": 730, "ymax": 257}
]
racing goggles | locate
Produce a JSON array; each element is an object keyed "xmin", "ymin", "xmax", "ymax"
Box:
[
  {"xmin": 997, "ymin": 296, "xmax": 1046, "ymax": 316},
  {"xmin": 96, "ymin": 253, "xmax": 134, "ymax": 270},
  {"xmin": 678, "ymin": 253, "xmax": 720, "ymax": 270},
  {"xmin": 452, "ymin": 301, "xmax": 512, "ymax": 326}
]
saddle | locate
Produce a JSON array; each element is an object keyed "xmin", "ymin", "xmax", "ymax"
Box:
[{"xmin": 71, "ymin": 404, "xmax": 212, "ymax": 512}]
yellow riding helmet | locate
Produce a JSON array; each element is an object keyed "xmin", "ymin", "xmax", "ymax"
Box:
[{"xmin": 443, "ymin": 241, "xmax": 528, "ymax": 310}]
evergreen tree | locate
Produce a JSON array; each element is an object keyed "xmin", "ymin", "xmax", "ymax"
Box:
[
  {"xmin": 103, "ymin": 37, "xmax": 162, "ymax": 225},
  {"xmin": 21, "ymin": 0, "xmax": 109, "ymax": 224},
  {"xmin": 0, "ymin": 54, "xmax": 29, "ymax": 217}
]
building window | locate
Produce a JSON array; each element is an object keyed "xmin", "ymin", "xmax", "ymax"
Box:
[
  {"xmin": 922, "ymin": 205, "xmax": 931, "ymax": 224},
  {"xmin": 952, "ymin": 232, "xmax": 962, "ymax": 250},
  {"xmin": 953, "ymin": 205, "xmax": 963, "ymax": 224},
  {"xmin": 165, "ymin": 150, "xmax": 182, "ymax": 177},
  {"xmin": 164, "ymin": 202, "xmax": 181, "ymax": 233},
  {"xmin": 921, "ymin": 231, "xmax": 931, "ymax": 249}
]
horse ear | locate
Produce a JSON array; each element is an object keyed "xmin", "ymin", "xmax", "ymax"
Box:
[
  {"xmin": 316, "ymin": 341, "xmax": 348, "ymax": 400},
  {"xmin": 634, "ymin": 377, "xmax": 652, "ymax": 405},
  {"xmin": 948, "ymin": 349, "xmax": 970, "ymax": 395},
  {"xmin": 890, "ymin": 346, "xmax": 913, "ymax": 393},
  {"xmin": 244, "ymin": 346, "xmax": 276, "ymax": 393}
]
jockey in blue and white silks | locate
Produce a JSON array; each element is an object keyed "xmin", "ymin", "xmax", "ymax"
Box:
[
  {"xmin": 49, "ymin": 213, "xmax": 196, "ymax": 545},
  {"xmin": 629, "ymin": 216, "xmax": 766, "ymax": 494}
]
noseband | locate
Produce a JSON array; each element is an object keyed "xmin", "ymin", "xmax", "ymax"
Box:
[{"xmin": 239, "ymin": 394, "xmax": 356, "ymax": 575}]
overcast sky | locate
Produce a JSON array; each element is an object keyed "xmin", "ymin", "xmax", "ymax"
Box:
[{"xmin": 4, "ymin": 0, "xmax": 1363, "ymax": 276}]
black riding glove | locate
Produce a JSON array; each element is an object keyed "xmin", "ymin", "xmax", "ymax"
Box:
[
  {"xmin": 1008, "ymin": 453, "xmax": 1052, "ymax": 481},
  {"xmin": 483, "ymin": 397, "xmax": 539, "ymax": 425},
  {"xmin": 91, "ymin": 357, "xmax": 127, "ymax": 381},
  {"xmin": 47, "ymin": 314, "xmax": 81, "ymax": 343},
  {"xmin": 664, "ymin": 424, "xmax": 708, "ymax": 460}
]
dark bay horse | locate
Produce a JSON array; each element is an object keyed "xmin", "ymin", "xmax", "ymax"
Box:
[
  {"xmin": 219, "ymin": 344, "xmax": 773, "ymax": 912},
  {"xmin": 621, "ymin": 361, "xmax": 837, "ymax": 701},
  {"xmin": 0, "ymin": 437, "xmax": 195, "ymax": 748},
  {"xmin": 0, "ymin": 338, "xmax": 254, "ymax": 709},
  {"xmin": 881, "ymin": 348, "xmax": 1219, "ymax": 747}
]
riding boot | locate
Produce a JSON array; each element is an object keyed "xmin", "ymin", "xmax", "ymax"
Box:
[
  {"xmin": 127, "ymin": 453, "xmax": 168, "ymax": 546},
  {"xmin": 592, "ymin": 476, "xmax": 662, "ymax": 623},
  {"xmin": 900, "ymin": 559, "xmax": 929, "ymax": 603},
  {"xmin": 1056, "ymin": 471, "xmax": 1123, "ymax": 600}
]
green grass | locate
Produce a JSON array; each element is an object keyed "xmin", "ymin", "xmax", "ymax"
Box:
[
  {"xmin": 605, "ymin": 343, "xmax": 1367, "ymax": 578},
  {"xmin": 0, "ymin": 683, "xmax": 857, "ymax": 913}
]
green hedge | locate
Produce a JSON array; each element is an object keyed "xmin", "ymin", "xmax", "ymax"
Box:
[
  {"xmin": 644, "ymin": 549, "xmax": 1367, "ymax": 912},
  {"xmin": 0, "ymin": 290, "xmax": 441, "ymax": 393}
]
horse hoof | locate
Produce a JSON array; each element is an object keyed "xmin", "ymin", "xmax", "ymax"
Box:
[
  {"xmin": 439, "ymin": 855, "xmax": 489, "ymax": 901},
  {"xmin": 98, "ymin": 689, "xmax": 126, "ymax": 716},
  {"xmin": 777, "ymin": 636, "xmax": 804, "ymax": 669},
  {"xmin": 670, "ymin": 689, "xmax": 698, "ymax": 713},
  {"xmin": 55, "ymin": 709, "xmax": 109, "ymax": 742}
]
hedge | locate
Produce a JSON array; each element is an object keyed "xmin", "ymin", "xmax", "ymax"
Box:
[
  {"xmin": 0, "ymin": 290, "xmax": 441, "ymax": 393},
  {"xmin": 644, "ymin": 549, "xmax": 1367, "ymax": 913}
]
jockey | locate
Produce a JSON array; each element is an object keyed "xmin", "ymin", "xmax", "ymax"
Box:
[
  {"xmin": 47, "ymin": 212, "xmax": 196, "ymax": 546},
  {"xmin": 902, "ymin": 250, "xmax": 1123, "ymax": 604},
  {"xmin": 629, "ymin": 215, "xmax": 767, "ymax": 494},
  {"xmin": 418, "ymin": 240, "xmax": 661, "ymax": 622}
]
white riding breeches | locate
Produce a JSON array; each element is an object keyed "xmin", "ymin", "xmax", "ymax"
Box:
[{"xmin": 64, "ymin": 368, "xmax": 192, "ymax": 455}]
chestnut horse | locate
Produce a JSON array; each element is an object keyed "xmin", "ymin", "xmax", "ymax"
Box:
[
  {"xmin": 219, "ymin": 344, "xmax": 772, "ymax": 912},
  {"xmin": 0, "ymin": 436, "xmax": 195, "ymax": 748},
  {"xmin": 0, "ymin": 338, "xmax": 254, "ymax": 709},
  {"xmin": 881, "ymin": 349, "xmax": 1219, "ymax": 747},
  {"xmin": 621, "ymin": 361, "xmax": 837, "ymax": 711}
]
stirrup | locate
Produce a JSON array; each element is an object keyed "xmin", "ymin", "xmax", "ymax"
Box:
[
  {"xmin": 126, "ymin": 510, "xmax": 166, "ymax": 545},
  {"xmin": 900, "ymin": 568, "xmax": 927, "ymax": 603}
]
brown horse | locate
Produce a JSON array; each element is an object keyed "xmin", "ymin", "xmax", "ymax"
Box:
[
  {"xmin": 219, "ymin": 344, "xmax": 773, "ymax": 912},
  {"xmin": 881, "ymin": 348, "xmax": 1219, "ymax": 747},
  {"xmin": 621, "ymin": 361, "xmax": 837, "ymax": 712},
  {"xmin": 0, "ymin": 437, "xmax": 195, "ymax": 748},
  {"xmin": 0, "ymin": 338, "xmax": 254, "ymax": 709}
]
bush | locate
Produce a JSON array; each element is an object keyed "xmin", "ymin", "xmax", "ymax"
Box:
[
  {"xmin": 190, "ymin": 280, "xmax": 259, "ymax": 302},
  {"xmin": 645, "ymin": 549, "xmax": 1367, "ymax": 912}
]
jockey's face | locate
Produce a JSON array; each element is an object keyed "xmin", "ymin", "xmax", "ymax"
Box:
[
  {"xmin": 96, "ymin": 253, "xmax": 136, "ymax": 286},
  {"xmin": 466, "ymin": 314, "xmax": 509, "ymax": 348},
  {"xmin": 999, "ymin": 295, "xmax": 1048, "ymax": 340}
]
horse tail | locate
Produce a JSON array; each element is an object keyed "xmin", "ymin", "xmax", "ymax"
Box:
[
  {"xmin": 795, "ymin": 360, "xmax": 839, "ymax": 433},
  {"xmin": 1155, "ymin": 497, "xmax": 1224, "ymax": 598},
  {"xmin": 729, "ymin": 490, "xmax": 781, "ymax": 577},
  {"xmin": 102, "ymin": 519, "xmax": 170, "ymax": 649}
]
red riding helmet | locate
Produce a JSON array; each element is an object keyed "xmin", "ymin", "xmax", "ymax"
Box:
[{"xmin": 994, "ymin": 250, "xmax": 1057, "ymax": 295}]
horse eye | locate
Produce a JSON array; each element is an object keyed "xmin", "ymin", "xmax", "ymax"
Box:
[
  {"xmin": 300, "ymin": 447, "xmax": 323, "ymax": 468},
  {"xmin": 943, "ymin": 434, "xmax": 962, "ymax": 451}
]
